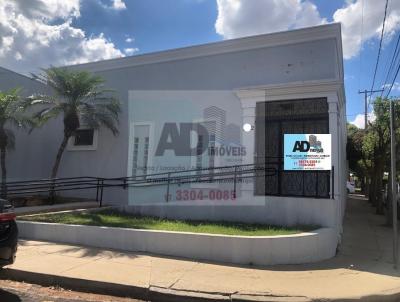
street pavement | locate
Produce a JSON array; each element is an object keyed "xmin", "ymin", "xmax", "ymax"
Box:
[
  {"xmin": 1, "ymin": 195, "xmax": 400, "ymax": 301},
  {"xmin": 0, "ymin": 280, "xmax": 144, "ymax": 302}
]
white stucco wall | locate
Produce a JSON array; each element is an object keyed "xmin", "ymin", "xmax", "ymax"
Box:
[{"xmin": 2, "ymin": 24, "xmax": 346, "ymax": 231}]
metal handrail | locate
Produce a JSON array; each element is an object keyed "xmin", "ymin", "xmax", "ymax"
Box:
[{"xmin": 3, "ymin": 162, "xmax": 335, "ymax": 206}]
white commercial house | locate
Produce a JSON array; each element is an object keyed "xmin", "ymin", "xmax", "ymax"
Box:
[{"xmin": 1, "ymin": 23, "xmax": 346, "ymax": 252}]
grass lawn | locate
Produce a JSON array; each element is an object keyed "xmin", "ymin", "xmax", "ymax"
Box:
[{"xmin": 18, "ymin": 209, "xmax": 318, "ymax": 236}]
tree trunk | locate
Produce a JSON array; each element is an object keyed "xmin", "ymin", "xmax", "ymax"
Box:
[
  {"xmin": 360, "ymin": 177, "xmax": 365, "ymax": 195},
  {"xmin": 374, "ymin": 158, "xmax": 385, "ymax": 215},
  {"xmin": 369, "ymin": 174, "xmax": 377, "ymax": 205},
  {"xmin": 0, "ymin": 146, "xmax": 6, "ymax": 199},
  {"xmin": 365, "ymin": 176, "xmax": 370, "ymax": 197},
  {"xmin": 386, "ymin": 173, "xmax": 393, "ymax": 226},
  {"xmin": 49, "ymin": 135, "xmax": 70, "ymax": 202},
  {"xmin": 376, "ymin": 167, "xmax": 384, "ymax": 215}
]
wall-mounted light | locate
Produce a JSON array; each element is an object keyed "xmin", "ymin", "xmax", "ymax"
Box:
[{"xmin": 242, "ymin": 123, "xmax": 253, "ymax": 132}]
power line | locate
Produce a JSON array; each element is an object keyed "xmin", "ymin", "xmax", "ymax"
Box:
[
  {"xmin": 358, "ymin": 0, "xmax": 365, "ymax": 91},
  {"xmin": 359, "ymin": 89, "xmax": 384, "ymax": 129},
  {"xmin": 385, "ymin": 61, "xmax": 400, "ymax": 98},
  {"xmin": 370, "ymin": 0, "xmax": 389, "ymax": 98},
  {"xmin": 380, "ymin": 32, "xmax": 400, "ymax": 98}
]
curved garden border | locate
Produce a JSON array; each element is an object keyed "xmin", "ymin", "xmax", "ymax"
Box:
[{"xmin": 17, "ymin": 221, "xmax": 337, "ymax": 265}]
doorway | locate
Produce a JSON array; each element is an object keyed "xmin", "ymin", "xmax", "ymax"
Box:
[{"xmin": 255, "ymin": 98, "xmax": 330, "ymax": 197}]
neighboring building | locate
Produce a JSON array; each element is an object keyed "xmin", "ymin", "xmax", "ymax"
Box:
[
  {"xmin": 0, "ymin": 67, "xmax": 51, "ymax": 180},
  {"xmin": 2, "ymin": 24, "xmax": 346, "ymax": 243}
]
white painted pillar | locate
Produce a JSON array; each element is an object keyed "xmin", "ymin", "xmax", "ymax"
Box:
[
  {"xmin": 240, "ymin": 101, "xmax": 257, "ymax": 198},
  {"xmin": 327, "ymin": 94, "xmax": 341, "ymax": 234}
]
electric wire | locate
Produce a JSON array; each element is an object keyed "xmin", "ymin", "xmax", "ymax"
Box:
[{"xmin": 368, "ymin": 0, "xmax": 389, "ymax": 106}]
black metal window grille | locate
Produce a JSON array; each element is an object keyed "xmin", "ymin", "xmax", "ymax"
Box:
[{"xmin": 255, "ymin": 98, "xmax": 330, "ymax": 198}]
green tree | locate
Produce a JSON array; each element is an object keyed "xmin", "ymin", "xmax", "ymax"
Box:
[
  {"xmin": 358, "ymin": 98, "xmax": 400, "ymax": 215},
  {"xmin": 26, "ymin": 67, "xmax": 120, "ymax": 182},
  {"xmin": 347, "ymin": 123, "xmax": 367, "ymax": 190},
  {"xmin": 364, "ymin": 99, "xmax": 391, "ymax": 213},
  {"xmin": 0, "ymin": 89, "xmax": 34, "ymax": 198}
]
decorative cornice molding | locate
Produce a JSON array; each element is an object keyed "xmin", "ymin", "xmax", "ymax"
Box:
[
  {"xmin": 235, "ymin": 79, "xmax": 345, "ymax": 108},
  {"xmin": 67, "ymin": 23, "xmax": 343, "ymax": 73},
  {"xmin": 235, "ymin": 79, "xmax": 343, "ymax": 97}
]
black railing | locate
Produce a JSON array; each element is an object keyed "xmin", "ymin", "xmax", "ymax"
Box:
[
  {"xmin": 3, "ymin": 162, "xmax": 335, "ymax": 206},
  {"xmin": 255, "ymin": 157, "xmax": 332, "ymax": 198}
]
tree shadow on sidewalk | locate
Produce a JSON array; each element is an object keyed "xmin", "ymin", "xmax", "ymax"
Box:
[
  {"xmin": 16, "ymin": 196, "xmax": 400, "ymax": 279},
  {"xmin": 188, "ymin": 195, "xmax": 400, "ymax": 278}
]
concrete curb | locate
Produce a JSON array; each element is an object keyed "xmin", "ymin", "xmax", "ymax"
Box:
[
  {"xmin": 17, "ymin": 221, "xmax": 338, "ymax": 266},
  {"xmin": 0, "ymin": 268, "xmax": 148, "ymax": 300},
  {"xmin": 0, "ymin": 267, "xmax": 313, "ymax": 302},
  {"xmin": 0, "ymin": 268, "xmax": 230, "ymax": 302},
  {"xmin": 2, "ymin": 267, "xmax": 400, "ymax": 302}
]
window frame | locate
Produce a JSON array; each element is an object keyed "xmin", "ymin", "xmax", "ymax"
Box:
[
  {"xmin": 127, "ymin": 122, "xmax": 154, "ymax": 180},
  {"xmin": 190, "ymin": 119, "xmax": 219, "ymax": 189},
  {"xmin": 67, "ymin": 127, "xmax": 99, "ymax": 151}
]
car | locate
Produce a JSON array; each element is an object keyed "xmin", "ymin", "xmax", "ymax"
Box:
[
  {"xmin": 0, "ymin": 199, "xmax": 17, "ymax": 267},
  {"xmin": 346, "ymin": 181, "xmax": 355, "ymax": 194}
]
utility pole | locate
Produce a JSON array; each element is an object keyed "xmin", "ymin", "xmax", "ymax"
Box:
[
  {"xmin": 390, "ymin": 99, "xmax": 398, "ymax": 269},
  {"xmin": 358, "ymin": 89, "xmax": 384, "ymax": 129}
]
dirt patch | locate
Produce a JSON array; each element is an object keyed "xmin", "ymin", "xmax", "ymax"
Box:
[{"xmin": 0, "ymin": 279, "xmax": 144, "ymax": 302}]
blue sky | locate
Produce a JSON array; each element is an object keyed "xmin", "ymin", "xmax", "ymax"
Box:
[{"xmin": 1, "ymin": 0, "xmax": 400, "ymax": 126}]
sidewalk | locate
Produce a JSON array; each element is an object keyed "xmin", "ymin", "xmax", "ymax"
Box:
[{"xmin": 2, "ymin": 196, "xmax": 400, "ymax": 301}]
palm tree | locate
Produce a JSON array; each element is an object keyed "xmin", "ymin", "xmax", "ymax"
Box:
[
  {"xmin": 27, "ymin": 67, "xmax": 120, "ymax": 184},
  {"xmin": 0, "ymin": 89, "xmax": 34, "ymax": 198}
]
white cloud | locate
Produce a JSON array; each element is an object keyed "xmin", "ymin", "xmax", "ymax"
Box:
[
  {"xmin": 333, "ymin": 0, "xmax": 400, "ymax": 59},
  {"xmin": 382, "ymin": 82, "xmax": 400, "ymax": 92},
  {"xmin": 125, "ymin": 37, "xmax": 134, "ymax": 43},
  {"xmin": 124, "ymin": 47, "xmax": 139, "ymax": 56},
  {"xmin": 0, "ymin": 0, "xmax": 125, "ymax": 74},
  {"xmin": 111, "ymin": 0, "xmax": 126, "ymax": 11},
  {"xmin": 350, "ymin": 112, "xmax": 376, "ymax": 129},
  {"xmin": 215, "ymin": 0, "xmax": 326, "ymax": 39},
  {"xmin": 214, "ymin": 0, "xmax": 400, "ymax": 61},
  {"xmin": 13, "ymin": 0, "xmax": 80, "ymax": 20}
]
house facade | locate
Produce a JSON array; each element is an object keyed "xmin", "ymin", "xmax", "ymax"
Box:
[{"xmin": 2, "ymin": 23, "xmax": 346, "ymax": 239}]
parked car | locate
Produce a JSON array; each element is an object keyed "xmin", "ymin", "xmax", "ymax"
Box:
[
  {"xmin": 0, "ymin": 199, "xmax": 17, "ymax": 267},
  {"xmin": 346, "ymin": 181, "xmax": 355, "ymax": 194}
]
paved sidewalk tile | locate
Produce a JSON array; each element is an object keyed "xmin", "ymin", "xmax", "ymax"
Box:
[{"xmin": 4, "ymin": 196, "xmax": 400, "ymax": 301}]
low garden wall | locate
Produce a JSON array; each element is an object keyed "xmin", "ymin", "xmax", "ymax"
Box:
[{"xmin": 17, "ymin": 221, "xmax": 338, "ymax": 265}]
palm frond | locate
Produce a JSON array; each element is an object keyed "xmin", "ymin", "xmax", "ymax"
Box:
[
  {"xmin": 31, "ymin": 106, "xmax": 64, "ymax": 129},
  {"xmin": 30, "ymin": 67, "xmax": 120, "ymax": 136},
  {"xmin": 79, "ymin": 100, "xmax": 120, "ymax": 136},
  {"xmin": 0, "ymin": 88, "xmax": 37, "ymax": 133}
]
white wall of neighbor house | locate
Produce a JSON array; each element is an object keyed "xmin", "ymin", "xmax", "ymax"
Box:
[{"xmin": 0, "ymin": 67, "xmax": 57, "ymax": 181}]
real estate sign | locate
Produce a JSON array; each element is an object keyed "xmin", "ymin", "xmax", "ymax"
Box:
[{"xmin": 284, "ymin": 134, "xmax": 331, "ymax": 171}]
